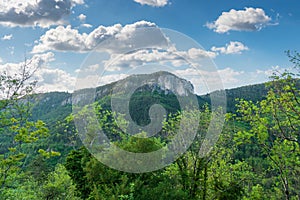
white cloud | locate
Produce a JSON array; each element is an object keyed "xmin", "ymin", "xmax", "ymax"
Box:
[
  {"xmin": 75, "ymin": 64, "xmax": 101, "ymax": 74},
  {"xmin": 78, "ymin": 14, "xmax": 86, "ymax": 22},
  {"xmin": 32, "ymin": 21, "xmax": 167, "ymax": 54},
  {"xmin": 211, "ymin": 41, "xmax": 249, "ymax": 54},
  {"xmin": 35, "ymin": 68, "xmax": 76, "ymax": 92},
  {"xmin": 255, "ymin": 65, "xmax": 292, "ymax": 77},
  {"xmin": 206, "ymin": 7, "xmax": 272, "ymax": 33},
  {"xmin": 0, "ymin": 0, "xmax": 85, "ymax": 28},
  {"xmin": 81, "ymin": 23, "xmax": 93, "ymax": 28},
  {"xmin": 0, "ymin": 52, "xmax": 77, "ymax": 93},
  {"xmin": 1, "ymin": 34, "xmax": 13, "ymax": 40},
  {"xmin": 32, "ymin": 20, "xmax": 217, "ymax": 72},
  {"xmin": 0, "ymin": 57, "xmax": 3, "ymax": 63},
  {"xmin": 218, "ymin": 67, "xmax": 244, "ymax": 84},
  {"xmin": 104, "ymin": 49, "xmax": 177, "ymax": 70},
  {"xmin": 104, "ymin": 48, "xmax": 216, "ymax": 71},
  {"xmin": 0, "ymin": 52, "xmax": 55, "ymax": 76},
  {"xmin": 179, "ymin": 48, "xmax": 217, "ymax": 60},
  {"xmin": 133, "ymin": 0, "xmax": 168, "ymax": 7},
  {"xmin": 71, "ymin": 0, "xmax": 85, "ymax": 4},
  {"xmin": 32, "ymin": 25, "xmax": 88, "ymax": 53},
  {"xmin": 172, "ymin": 67, "xmax": 243, "ymax": 94}
]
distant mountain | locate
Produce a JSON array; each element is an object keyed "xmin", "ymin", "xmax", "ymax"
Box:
[
  {"xmin": 199, "ymin": 83, "xmax": 269, "ymax": 113},
  {"xmin": 30, "ymin": 71, "xmax": 270, "ymax": 125}
]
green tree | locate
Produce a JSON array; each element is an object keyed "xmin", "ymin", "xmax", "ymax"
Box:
[
  {"xmin": 234, "ymin": 51, "xmax": 300, "ymax": 200},
  {"xmin": 0, "ymin": 61, "xmax": 57, "ymax": 196},
  {"xmin": 160, "ymin": 107, "xmax": 214, "ymax": 199},
  {"xmin": 65, "ymin": 147, "xmax": 91, "ymax": 199},
  {"xmin": 42, "ymin": 164, "xmax": 81, "ymax": 200}
]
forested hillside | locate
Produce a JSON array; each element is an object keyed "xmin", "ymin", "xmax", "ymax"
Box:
[
  {"xmin": 0, "ymin": 53, "xmax": 299, "ymax": 199},
  {"xmin": 30, "ymin": 79, "xmax": 270, "ymax": 125}
]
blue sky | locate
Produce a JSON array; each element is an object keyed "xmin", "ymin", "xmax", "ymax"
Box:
[{"xmin": 0, "ymin": 0, "xmax": 299, "ymax": 94}]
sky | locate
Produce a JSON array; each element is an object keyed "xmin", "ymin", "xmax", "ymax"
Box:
[{"xmin": 0, "ymin": 0, "xmax": 300, "ymax": 94}]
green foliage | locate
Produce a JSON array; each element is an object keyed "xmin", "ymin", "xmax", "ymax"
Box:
[
  {"xmin": 0, "ymin": 175, "xmax": 43, "ymax": 200},
  {"xmin": 128, "ymin": 90, "xmax": 180, "ymax": 126},
  {"xmin": 234, "ymin": 51, "xmax": 300, "ymax": 199},
  {"xmin": 42, "ymin": 164, "xmax": 81, "ymax": 200},
  {"xmin": 0, "ymin": 62, "xmax": 59, "ymax": 198},
  {"xmin": 65, "ymin": 147, "xmax": 91, "ymax": 199}
]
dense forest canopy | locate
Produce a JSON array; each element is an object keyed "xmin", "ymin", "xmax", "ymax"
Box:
[{"xmin": 0, "ymin": 52, "xmax": 299, "ymax": 199}]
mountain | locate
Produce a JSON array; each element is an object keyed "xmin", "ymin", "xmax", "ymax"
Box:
[
  {"xmin": 199, "ymin": 83, "xmax": 269, "ymax": 113},
  {"xmin": 30, "ymin": 71, "xmax": 270, "ymax": 125},
  {"xmin": 71, "ymin": 71, "xmax": 194, "ymax": 105},
  {"xmin": 32, "ymin": 71, "xmax": 195, "ymax": 126}
]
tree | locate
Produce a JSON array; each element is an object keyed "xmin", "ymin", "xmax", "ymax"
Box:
[
  {"xmin": 65, "ymin": 147, "xmax": 91, "ymax": 199},
  {"xmin": 42, "ymin": 164, "xmax": 81, "ymax": 200},
  {"xmin": 161, "ymin": 106, "xmax": 220, "ymax": 199},
  {"xmin": 234, "ymin": 51, "xmax": 300, "ymax": 199},
  {"xmin": 0, "ymin": 60, "xmax": 55, "ymax": 195}
]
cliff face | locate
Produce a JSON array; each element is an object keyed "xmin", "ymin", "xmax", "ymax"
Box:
[
  {"xmin": 108, "ymin": 71, "xmax": 194, "ymax": 97},
  {"xmin": 156, "ymin": 72, "xmax": 194, "ymax": 96},
  {"xmin": 70, "ymin": 71, "xmax": 194, "ymax": 106}
]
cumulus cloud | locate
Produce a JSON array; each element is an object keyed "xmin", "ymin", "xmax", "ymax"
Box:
[
  {"xmin": 206, "ymin": 7, "xmax": 272, "ymax": 33},
  {"xmin": 179, "ymin": 48, "xmax": 217, "ymax": 60},
  {"xmin": 77, "ymin": 14, "xmax": 86, "ymax": 22},
  {"xmin": 32, "ymin": 21, "xmax": 167, "ymax": 54},
  {"xmin": 211, "ymin": 41, "xmax": 249, "ymax": 54},
  {"xmin": 32, "ymin": 20, "xmax": 217, "ymax": 72},
  {"xmin": 0, "ymin": 0, "xmax": 84, "ymax": 28},
  {"xmin": 32, "ymin": 25, "xmax": 88, "ymax": 53},
  {"xmin": 35, "ymin": 68, "xmax": 76, "ymax": 92},
  {"xmin": 0, "ymin": 52, "xmax": 77, "ymax": 92},
  {"xmin": 133, "ymin": 0, "xmax": 168, "ymax": 7},
  {"xmin": 1, "ymin": 34, "xmax": 13, "ymax": 40},
  {"xmin": 104, "ymin": 48, "xmax": 217, "ymax": 71},
  {"xmin": 104, "ymin": 49, "xmax": 177, "ymax": 71},
  {"xmin": 0, "ymin": 52, "xmax": 55, "ymax": 76},
  {"xmin": 80, "ymin": 23, "xmax": 93, "ymax": 28}
]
